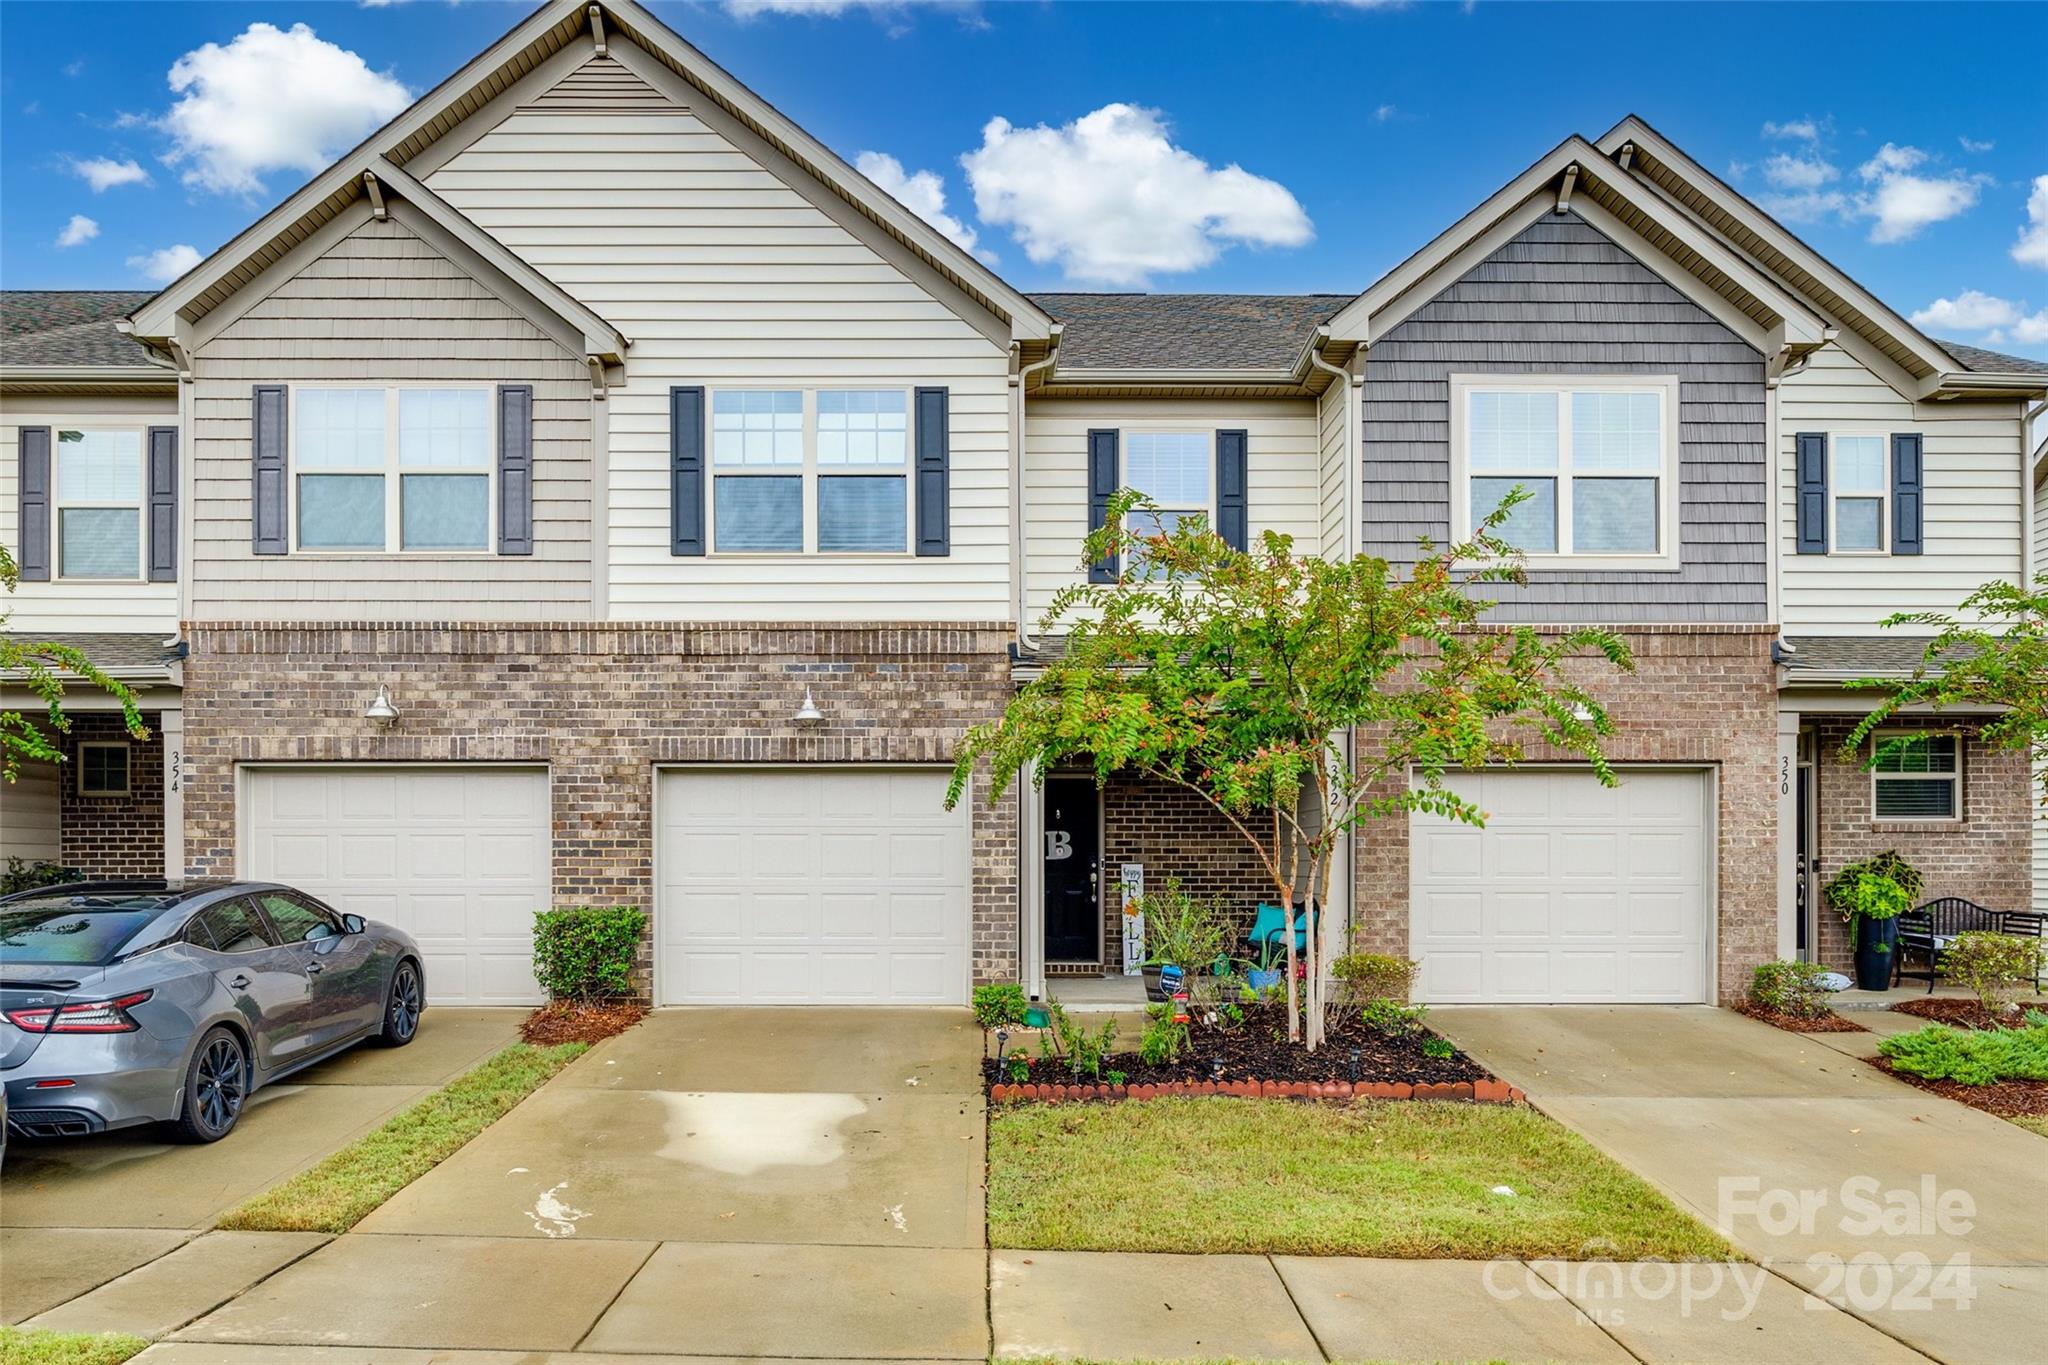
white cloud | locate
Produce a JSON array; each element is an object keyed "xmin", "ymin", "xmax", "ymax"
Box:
[
  {"xmin": 723, "ymin": 0, "xmax": 979, "ymax": 20},
  {"xmin": 54, "ymin": 215, "xmax": 99, "ymax": 248},
  {"xmin": 1959, "ymin": 136, "xmax": 1994, "ymax": 154},
  {"xmin": 1373, "ymin": 103, "xmax": 1398, "ymax": 123},
  {"xmin": 1762, "ymin": 118, "xmax": 1821, "ymax": 141},
  {"xmin": 1725, "ymin": 159, "xmax": 1750, "ymax": 183},
  {"xmin": 2012, "ymin": 310, "xmax": 2048, "ymax": 345},
  {"xmin": 1856, "ymin": 143, "xmax": 1985, "ymax": 243},
  {"xmin": 1757, "ymin": 189, "xmax": 1849, "ymax": 225},
  {"xmin": 855, "ymin": 151, "xmax": 992, "ymax": 263},
  {"xmin": 127, "ymin": 243, "xmax": 202, "ymax": 284},
  {"xmin": 2014, "ymin": 175, "xmax": 2048, "ymax": 269},
  {"xmin": 1763, "ymin": 151, "xmax": 1838, "ymax": 191},
  {"xmin": 962, "ymin": 103, "xmax": 1313, "ymax": 287},
  {"xmin": 67, "ymin": 156, "xmax": 150, "ymax": 192},
  {"xmin": 63, "ymin": 60, "xmax": 84, "ymax": 78},
  {"xmin": 1909, "ymin": 290, "xmax": 2022, "ymax": 332},
  {"xmin": 160, "ymin": 23, "xmax": 411, "ymax": 196}
]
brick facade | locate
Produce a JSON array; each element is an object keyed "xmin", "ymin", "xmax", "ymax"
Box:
[
  {"xmin": 179, "ymin": 623, "xmax": 1020, "ymax": 996},
  {"xmin": 1806, "ymin": 714, "xmax": 2033, "ymax": 971},
  {"xmin": 1099, "ymin": 775, "xmax": 1277, "ymax": 970},
  {"xmin": 1350, "ymin": 626, "xmax": 1781, "ymax": 1004},
  {"xmin": 58, "ymin": 709, "xmax": 165, "ymax": 879}
]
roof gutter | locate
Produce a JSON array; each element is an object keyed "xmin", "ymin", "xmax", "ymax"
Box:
[
  {"xmin": 0, "ymin": 364, "xmax": 178, "ymax": 389},
  {"xmin": 1012, "ymin": 327, "xmax": 1062, "ymax": 654}
]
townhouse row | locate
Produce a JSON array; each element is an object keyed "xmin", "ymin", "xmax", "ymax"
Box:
[{"xmin": 4, "ymin": 0, "xmax": 2046, "ymax": 1008}]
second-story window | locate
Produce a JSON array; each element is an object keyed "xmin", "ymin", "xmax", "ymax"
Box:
[
  {"xmin": 293, "ymin": 388, "xmax": 492, "ymax": 552},
  {"xmin": 710, "ymin": 388, "xmax": 912, "ymax": 554},
  {"xmin": 55, "ymin": 429, "xmax": 143, "ymax": 580},
  {"xmin": 1452, "ymin": 375, "xmax": 1678, "ymax": 567},
  {"xmin": 1831, "ymin": 435, "xmax": 1887, "ymax": 552}
]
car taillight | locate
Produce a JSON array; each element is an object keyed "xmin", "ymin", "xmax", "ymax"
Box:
[{"xmin": 5, "ymin": 990, "xmax": 152, "ymax": 1034}]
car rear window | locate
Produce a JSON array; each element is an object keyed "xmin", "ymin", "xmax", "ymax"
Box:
[{"xmin": 0, "ymin": 895, "xmax": 173, "ymax": 966}]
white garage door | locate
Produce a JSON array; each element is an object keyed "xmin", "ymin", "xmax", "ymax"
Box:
[
  {"xmin": 243, "ymin": 766, "xmax": 550, "ymax": 1005},
  {"xmin": 1410, "ymin": 768, "xmax": 1709, "ymax": 1003},
  {"xmin": 657, "ymin": 768, "xmax": 970, "ymax": 1005}
]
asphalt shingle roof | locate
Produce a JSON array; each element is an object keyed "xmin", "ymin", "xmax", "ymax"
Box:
[
  {"xmin": 1936, "ymin": 338, "xmax": 2048, "ymax": 377},
  {"xmin": 1, "ymin": 291, "xmax": 160, "ymax": 369},
  {"xmin": 0, "ymin": 632, "xmax": 183, "ymax": 674},
  {"xmin": 1028, "ymin": 293, "xmax": 1351, "ymax": 371},
  {"xmin": 1779, "ymin": 635, "xmax": 1970, "ymax": 677}
]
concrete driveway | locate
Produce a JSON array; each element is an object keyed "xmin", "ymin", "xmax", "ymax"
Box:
[
  {"xmin": 166, "ymin": 1008, "xmax": 992, "ymax": 1359},
  {"xmin": 2, "ymin": 1008, "xmax": 524, "ymax": 1327},
  {"xmin": 1434, "ymin": 1005, "xmax": 2048, "ymax": 1365}
]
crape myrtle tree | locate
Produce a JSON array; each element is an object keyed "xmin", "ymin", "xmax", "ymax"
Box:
[
  {"xmin": 1844, "ymin": 574, "xmax": 2048, "ymax": 798},
  {"xmin": 1, "ymin": 543, "xmax": 147, "ymax": 783},
  {"xmin": 946, "ymin": 489, "xmax": 1633, "ymax": 1050}
]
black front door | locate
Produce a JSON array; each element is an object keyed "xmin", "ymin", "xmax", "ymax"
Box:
[{"xmin": 1043, "ymin": 778, "xmax": 1100, "ymax": 963}]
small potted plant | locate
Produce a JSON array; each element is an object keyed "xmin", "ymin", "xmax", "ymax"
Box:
[
  {"xmin": 1134, "ymin": 880, "xmax": 1228, "ymax": 1002},
  {"xmin": 1823, "ymin": 850, "xmax": 1921, "ymax": 991}
]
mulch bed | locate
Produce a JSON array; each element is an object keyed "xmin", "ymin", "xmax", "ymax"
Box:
[
  {"xmin": 982, "ymin": 998, "xmax": 1505, "ymax": 1103},
  {"xmin": 521, "ymin": 1000, "xmax": 647, "ymax": 1045},
  {"xmin": 1734, "ymin": 1001, "xmax": 1866, "ymax": 1033},
  {"xmin": 1871, "ymin": 1060, "xmax": 2048, "ymax": 1124},
  {"xmin": 1890, "ymin": 997, "xmax": 2038, "ymax": 1032}
]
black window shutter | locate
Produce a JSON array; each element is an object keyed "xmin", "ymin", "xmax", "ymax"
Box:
[
  {"xmin": 1216, "ymin": 429, "xmax": 1248, "ymax": 552},
  {"xmin": 1890, "ymin": 432, "xmax": 1923, "ymax": 556},
  {"xmin": 17, "ymin": 425, "xmax": 51, "ymax": 581},
  {"xmin": 914, "ymin": 386, "xmax": 950, "ymax": 556},
  {"xmin": 496, "ymin": 385, "xmax": 534, "ymax": 555},
  {"xmin": 147, "ymin": 425, "xmax": 178, "ymax": 582},
  {"xmin": 670, "ymin": 386, "xmax": 705, "ymax": 556},
  {"xmin": 1794, "ymin": 431, "xmax": 1827, "ymax": 555},
  {"xmin": 252, "ymin": 386, "xmax": 289, "ymax": 555},
  {"xmin": 1087, "ymin": 427, "xmax": 1119, "ymax": 582}
]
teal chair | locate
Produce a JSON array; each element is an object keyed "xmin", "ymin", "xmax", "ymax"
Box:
[{"xmin": 1247, "ymin": 902, "xmax": 1317, "ymax": 968}]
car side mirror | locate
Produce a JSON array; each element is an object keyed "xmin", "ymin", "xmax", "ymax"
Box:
[{"xmin": 342, "ymin": 914, "xmax": 367, "ymax": 936}]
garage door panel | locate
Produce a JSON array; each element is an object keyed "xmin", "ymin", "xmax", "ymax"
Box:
[
  {"xmin": 246, "ymin": 766, "xmax": 549, "ymax": 1006},
  {"xmin": 1412, "ymin": 768, "xmax": 1708, "ymax": 1004},
  {"xmin": 658, "ymin": 768, "xmax": 969, "ymax": 1005}
]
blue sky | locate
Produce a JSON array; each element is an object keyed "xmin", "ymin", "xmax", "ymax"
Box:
[{"xmin": 4, "ymin": 0, "xmax": 2046, "ymax": 355}]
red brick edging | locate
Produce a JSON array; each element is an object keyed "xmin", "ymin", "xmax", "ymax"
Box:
[{"xmin": 988, "ymin": 1078, "xmax": 1524, "ymax": 1105}]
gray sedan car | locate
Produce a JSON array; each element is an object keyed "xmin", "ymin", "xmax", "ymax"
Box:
[{"xmin": 1, "ymin": 880, "xmax": 424, "ymax": 1144}]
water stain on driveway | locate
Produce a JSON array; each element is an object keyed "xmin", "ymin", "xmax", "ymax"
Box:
[{"xmin": 654, "ymin": 1092, "xmax": 868, "ymax": 1176}]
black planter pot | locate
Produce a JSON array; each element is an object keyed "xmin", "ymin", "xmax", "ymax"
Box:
[
  {"xmin": 1143, "ymin": 964, "xmax": 1167, "ymax": 1002},
  {"xmin": 1853, "ymin": 916, "xmax": 1900, "ymax": 992}
]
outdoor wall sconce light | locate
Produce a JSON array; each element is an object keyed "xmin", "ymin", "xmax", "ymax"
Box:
[
  {"xmin": 793, "ymin": 686, "xmax": 824, "ymax": 725},
  {"xmin": 364, "ymin": 684, "xmax": 400, "ymax": 725}
]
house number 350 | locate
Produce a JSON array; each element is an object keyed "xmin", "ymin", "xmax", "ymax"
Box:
[{"xmin": 1779, "ymin": 755, "xmax": 1790, "ymax": 797}]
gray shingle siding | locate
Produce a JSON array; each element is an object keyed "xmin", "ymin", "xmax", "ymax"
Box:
[{"xmin": 1361, "ymin": 212, "xmax": 1768, "ymax": 623}]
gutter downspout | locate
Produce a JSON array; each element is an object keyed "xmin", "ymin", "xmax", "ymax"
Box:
[
  {"xmin": 1009, "ymin": 326, "xmax": 1060, "ymax": 1002},
  {"xmin": 1012, "ymin": 327, "xmax": 1062, "ymax": 653},
  {"xmin": 2022, "ymin": 397, "xmax": 2044, "ymax": 591}
]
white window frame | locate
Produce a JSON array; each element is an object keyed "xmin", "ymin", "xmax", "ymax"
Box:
[
  {"xmin": 77, "ymin": 741, "xmax": 132, "ymax": 798},
  {"xmin": 1870, "ymin": 729, "xmax": 1962, "ymax": 824},
  {"xmin": 287, "ymin": 385, "xmax": 498, "ymax": 555},
  {"xmin": 706, "ymin": 386, "xmax": 916, "ymax": 557},
  {"xmin": 1116, "ymin": 426, "xmax": 1217, "ymax": 576},
  {"xmin": 1449, "ymin": 373, "xmax": 1681, "ymax": 572},
  {"xmin": 1827, "ymin": 429, "xmax": 1891, "ymax": 557},
  {"xmin": 50, "ymin": 424, "xmax": 147, "ymax": 583}
]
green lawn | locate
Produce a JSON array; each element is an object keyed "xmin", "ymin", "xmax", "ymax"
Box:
[
  {"xmin": 989, "ymin": 1097, "xmax": 1731, "ymax": 1261},
  {"xmin": 218, "ymin": 1041, "xmax": 587, "ymax": 1233},
  {"xmin": 0, "ymin": 1328, "xmax": 146, "ymax": 1365}
]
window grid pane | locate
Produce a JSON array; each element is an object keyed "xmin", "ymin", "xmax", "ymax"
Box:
[
  {"xmin": 58, "ymin": 508, "xmax": 140, "ymax": 578},
  {"xmin": 1472, "ymin": 476, "xmax": 1557, "ymax": 553},
  {"xmin": 817, "ymin": 390, "xmax": 907, "ymax": 467},
  {"xmin": 714, "ymin": 474, "xmax": 803, "ymax": 551},
  {"xmin": 1570, "ymin": 391, "xmax": 1662, "ymax": 472},
  {"xmin": 1836, "ymin": 497, "xmax": 1882, "ymax": 551},
  {"xmin": 1468, "ymin": 391, "xmax": 1559, "ymax": 472},
  {"xmin": 399, "ymin": 389, "xmax": 490, "ymax": 470},
  {"xmin": 1125, "ymin": 432, "xmax": 1210, "ymax": 508},
  {"xmin": 55, "ymin": 430, "xmax": 141, "ymax": 501},
  {"xmin": 1834, "ymin": 435, "xmax": 1886, "ymax": 493},
  {"xmin": 1875, "ymin": 735, "xmax": 1958, "ymax": 775},
  {"xmin": 818, "ymin": 474, "xmax": 906, "ymax": 552},
  {"xmin": 298, "ymin": 474, "xmax": 386, "ymax": 549},
  {"xmin": 712, "ymin": 390, "xmax": 803, "ymax": 467},
  {"xmin": 297, "ymin": 389, "xmax": 387, "ymax": 469},
  {"xmin": 80, "ymin": 745, "xmax": 129, "ymax": 795},
  {"xmin": 1571, "ymin": 477, "xmax": 1659, "ymax": 554},
  {"xmin": 401, "ymin": 474, "xmax": 490, "ymax": 550}
]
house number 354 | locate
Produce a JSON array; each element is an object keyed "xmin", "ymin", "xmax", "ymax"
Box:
[{"xmin": 169, "ymin": 748, "xmax": 183, "ymax": 795}]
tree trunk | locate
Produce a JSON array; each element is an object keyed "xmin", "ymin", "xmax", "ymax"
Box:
[{"xmin": 1281, "ymin": 884, "xmax": 1301, "ymax": 1043}]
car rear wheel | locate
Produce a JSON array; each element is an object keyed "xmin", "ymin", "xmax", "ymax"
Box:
[
  {"xmin": 379, "ymin": 960, "xmax": 422, "ymax": 1047},
  {"xmin": 173, "ymin": 1027, "xmax": 247, "ymax": 1143}
]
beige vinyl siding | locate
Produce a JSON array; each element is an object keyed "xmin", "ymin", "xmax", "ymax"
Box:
[
  {"xmin": 1316, "ymin": 379, "xmax": 1350, "ymax": 561},
  {"xmin": 1023, "ymin": 397, "xmax": 1322, "ymax": 625},
  {"xmin": 1779, "ymin": 345, "xmax": 2025, "ymax": 634},
  {"xmin": 1, "ymin": 393, "xmax": 180, "ymax": 636},
  {"xmin": 187, "ymin": 214, "xmax": 595, "ymax": 621},
  {"xmin": 426, "ymin": 58, "xmax": 1013, "ymax": 622},
  {"xmin": 1, "ymin": 759, "xmax": 62, "ymax": 863},
  {"xmin": 2036, "ymin": 472, "xmax": 2046, "ymax": 913}
]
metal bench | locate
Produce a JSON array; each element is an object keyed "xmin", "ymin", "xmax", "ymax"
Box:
[{"xmin": 1892, "ymin": 897, "xmax": 2048, "ymax": 994}]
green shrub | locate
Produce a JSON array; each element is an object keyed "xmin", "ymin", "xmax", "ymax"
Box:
[
  {"xmin": 530, "ymin": 906, "xmax": 646, "ymax": 1001},
  {"xmin": 1, "ymin": 857, "xmax": 79, "ymax": 897},
  {"xmin": 1136, "ymin": 879, "xmax": 1229, "ymax": 972},
  {"xmin": 1331, "ymin": 951, "xmax": 1419, "ymax": 1007},
  {"xmin": 1748, "ymin": 960, "xmax": 1837, "ymax": 1019},
  {"xmin": 1361, "ymin": 996, "xmax": 1428, "ymax": 1038},
  {"xmin": 1879, "ymin": 1013, "xmax": 2048, "ymax": 1086},
  {"xmin": 1823, "ymin": 851, "xmax": 1921, "ymax": 951},
  {"xmin": 973, "ymin": 983, "xmax": 1030, "ymax": 1030},
  {"xmin": 1041, "ymin": 1003, "xmax": 1116, "ymax": 1081},
  {"xmin": 1943, "ymin": 932, "xmax": 2047, "ymax": 1015},
  {"xmin": 1138, "ymin": 1003, "xmax": 1189, "ymax": 1066}
]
